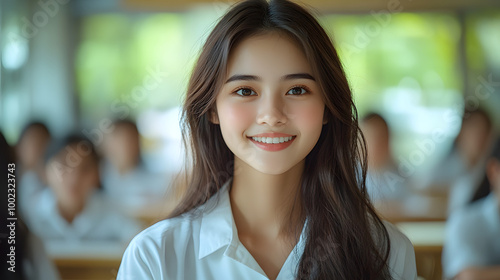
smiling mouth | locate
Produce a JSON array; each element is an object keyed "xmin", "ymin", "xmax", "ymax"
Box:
[{"xmin": 247, "ymin": 136, "xmax": 296, "ymax": 144}]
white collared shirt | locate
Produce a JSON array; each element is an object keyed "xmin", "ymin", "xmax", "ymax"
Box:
[
  {"xmin": 28, "ymin": 188, "xmax": 141, "ymax": 243},
  {"xmin": 117, "ymin": 178, "xmax": 417, "ymax": 280},
  {"xmin": 442, "ymin": 194, "xmax": 500, "ymax": 279},
  {"xmin": 100, "ymin": 161, "xmax": 170, "ymax": 211}
]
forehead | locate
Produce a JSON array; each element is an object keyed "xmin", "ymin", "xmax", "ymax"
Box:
[
  {"xmin": 226, "ymin": 32, "xmax": 312, "ymax": 77},
  {"xmin": 51, "ymin": 143, "xmax": 97, "ymax": 165}
]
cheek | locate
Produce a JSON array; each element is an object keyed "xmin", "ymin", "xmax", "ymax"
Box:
[
  {"xmin": 288, "ymin": 101, "xmax": 324, "ymax": 133},
  {"xmin": 218, "ymin": 101, "xmax": 255, "ymax": 135}
]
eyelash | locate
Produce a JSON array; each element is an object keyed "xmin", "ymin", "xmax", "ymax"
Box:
[{"xmin": 232, "ymin": 85, "xmax": 311, "ymax": 97}]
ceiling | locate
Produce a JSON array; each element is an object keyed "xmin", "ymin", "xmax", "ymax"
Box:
[{"xmin": 122, "ymin": 0, "xmax": 500, "ymax": 13}]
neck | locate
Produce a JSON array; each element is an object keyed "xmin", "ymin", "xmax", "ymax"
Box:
[
  {"xmin": 57, "ymin": 199, "xmax": 85, "ymax": 224},
  {"xmin": 230, "ymin": 158, "xmax": 305, "ymax": 240}
]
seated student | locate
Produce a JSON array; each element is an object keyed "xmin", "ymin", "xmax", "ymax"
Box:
[
  {"xmin": 360, "ymin": 113, "xmax": 409, "ymax": 202},
  {"xmin": 16, "ymin": 121, "xmax": 52, "ymax": 222},
  {"xmin": 418, "ymin": 109, "xmax": 494, "ymax": 213},
  {"xmin": 100, "ymin": 119, "xmax": 168, "ymax": 211},
  {"xmin": 16, "ymin": 121, "xmax": 52, "ymax": 177},
  {"xmin": 27, "ymin": 135, "xmax": 141, "ymax": 242},
  {"xmin": 447, "ymin": 109, "xmax": 495, "ymax": 213},
  {"xmin": 442, "ymin": 138, "xmax": 500, "ymax": 280}
]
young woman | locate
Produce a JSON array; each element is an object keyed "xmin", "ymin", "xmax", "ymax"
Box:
[{"xmin": 118, "ymin": 0, "xmax": 417, "ymax": 279}]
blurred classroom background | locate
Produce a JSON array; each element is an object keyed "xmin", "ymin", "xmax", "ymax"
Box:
[{"xmin": 1, "ymin": 0, "xmax": 500, "ymax": 279}]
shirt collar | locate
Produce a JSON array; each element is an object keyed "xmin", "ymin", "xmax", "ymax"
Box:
[
  {"xmin": 198, "ymin": 177, "xmax": 308, "ymax": 258},
  {"xmin": 198, "ymin": 177, "xmax": 235, "ymax": 259}
]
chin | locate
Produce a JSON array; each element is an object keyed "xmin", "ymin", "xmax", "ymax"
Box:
[{"xmin": 252, "ymin": 162, "xmax": 297, "ymax": 175}]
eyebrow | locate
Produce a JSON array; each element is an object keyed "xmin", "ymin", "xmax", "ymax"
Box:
[{"xmin": 225, "ymin": 73, "xmax": 316, "ymax": 83}]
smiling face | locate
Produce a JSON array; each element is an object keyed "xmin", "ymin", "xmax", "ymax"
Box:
[{"xmin": 212, "ymin": 32, "xmax": 326, "ymax": 175}]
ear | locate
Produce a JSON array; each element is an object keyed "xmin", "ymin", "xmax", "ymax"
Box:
[
  {"xmin": 486, "ymin": 158, "xmax": 500, "ymax": 193},
  {"xmin": 322, "ymin": 110, "xmax": 328, "ymax": 125},
  {"xmin": 209, "ymin": 108, "xmax": 220, "ymax": 124}
]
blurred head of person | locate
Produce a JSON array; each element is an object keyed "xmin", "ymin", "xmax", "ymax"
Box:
[
  {"xmin": 44, "ymin": 135, "xmax": 100, "ymax": 223},
  {"xmin": 486, "ymin": 139, "xmax": 500, "ymax": 204},
  {"xmin": 16, "ymin": 121, "xmax": 51, "ymax": 172},
  {"xmin": 361, "ymin": 113, "xmax": 392, "ymax": 170},
  {"xmin": 103, "ymin": 119, "xmax": 141, "ymax": 174},
  {"xmin": 456, "ymin": 109, "xmax": 493, "ymax": 168}
]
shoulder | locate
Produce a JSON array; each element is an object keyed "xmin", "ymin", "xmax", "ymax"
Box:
[
  {"xmin": 88, "ymin": 192, "xmax": 143, "ymax": 240},
  {"xmin": 446, "ymin": 196, "xmax": 490, "ymax": 237},
  {"xmin": 383, "ymin": 221, "xmax": 417, "ymax": 280},
  {"xmin": 132, "ymin": 212, "xmax": 198, "ymax": 246},
  {"xmin": 384, "ymin": 221, "xmax": 412, "ymax": 249},
  {"xmin": 442, "ymin": 198, "xmax": 491, "ymax": 278},
  {"xmin": 117, "ymin": 212, "xmax": 201, "ymax": 280},
  {"xmin": 31, "ymin": 188, "xmax": 55, "ymax": 218},
  {"xmin": 442, "ymin": 195, "xmax": 496, "ymax": 278}
]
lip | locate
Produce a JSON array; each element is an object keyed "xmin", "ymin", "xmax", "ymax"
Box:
[
  {"xmin": 247, "ymin": 132, "xmax": 295, "ymax": 138},
  {"xmin": 247, "ymin": 134, "xmax": 296, "ymax": 152}
]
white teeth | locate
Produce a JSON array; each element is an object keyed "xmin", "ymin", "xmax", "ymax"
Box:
[{"xmin": 251, "ymin": 136, "xmax": 294, "ymax": 144}]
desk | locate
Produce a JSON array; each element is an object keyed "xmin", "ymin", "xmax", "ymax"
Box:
[
  {"xmin": 47, "ymin": 241, "xmax": 126, "ymax": 280},
  {"xmin": 375, "ymin": 194, "xmax": 448, "ymax": 223},
  {"xmin": 397, "ymin": 222, "xmax": 446, "ymax": 280}
]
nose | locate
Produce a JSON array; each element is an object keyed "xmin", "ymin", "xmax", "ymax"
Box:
[{"xmin": 256, "ymin": 93, "xmax": 287, "ymax": 126}]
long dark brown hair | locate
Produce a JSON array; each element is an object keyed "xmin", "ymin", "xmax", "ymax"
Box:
[{"xmin": 169, "ymin": 0, "xmax": 391, "ymax": 279}]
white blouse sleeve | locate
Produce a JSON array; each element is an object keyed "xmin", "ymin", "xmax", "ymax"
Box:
[
  {"xmin": 384, "ymin": 221, "xmax": 418, "ymax": 280},
  {"xmin": 117, "ymin": 233, "xmax": 157, "ymax": 280}
]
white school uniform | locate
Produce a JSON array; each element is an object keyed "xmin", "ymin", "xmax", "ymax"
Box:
[
  {"xmin": 447, "ymin": 159, "xmax": 487, "ymax": 214},
  {"xmin": 18, "ymin": 170, "xmax": 46, "ymax": 225},
  {"xmin": 28, "ymin": 188, "xmax": 141, "ymax": 243},
  {"xmin": 442, "ymin": 194, "xmax": 500, "ymax": 279},
  {"xmin": 365, "ymin": 164, "xmax": 411, "ymax": 202},
  {"xmin": 100, "ymin": 161, "xmax": 169, "ymax": 211},
  {"xmin": 117, "ymin": 177, "xmax": 417, "ymax": 280},
  {"xmin": 415, "ymin": 150, "xmax": 466, "ymax": 191}
]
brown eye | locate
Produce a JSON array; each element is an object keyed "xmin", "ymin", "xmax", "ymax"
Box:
[
  {"xmin": 235, "ymin": 88, "xmax": 256, "ymax": 96},
  {"xmin": 287, "ymin": 87, "xmax": 307, "ymax": 95}
]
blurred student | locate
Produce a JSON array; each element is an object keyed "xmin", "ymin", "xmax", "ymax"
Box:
[
  {"xmin": 101, "ymin": 119, "xmax": 167, "ymax": 211},
  {"xmin": 0, "ymin": 132, "xmax": 60, "ymax": 280},
  {"xmin": 442, "ymin": 138, "xmax": 500, "ymax": 280},
  {"xmin": 16, "ymin": 121, "xmax": 51, "ymax": 176},
  {"xmin": 16, "ymin": 122, "xmax": 52, "ymax": 221},
  {"xmin": 27, "ymin": 134, "xmax": 141, "ymax": 242},
  {"xmin": 417, "ymin": 109, "xmax": 494, "ymax": 213},
  {"xmin": 447, "ymin": 109, "xmax": 494, "ymax": 213},
  {"xmin": 360, "ymin": 113, "xmax": 409, "ymax": 201}
]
